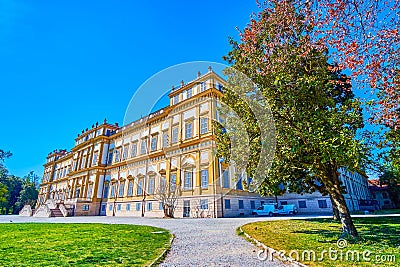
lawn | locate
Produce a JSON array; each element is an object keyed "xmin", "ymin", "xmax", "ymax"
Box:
[
  {"xmin": 241, "ymin": 217, "xmax": 400, "ymax": 267},
  {"xmin": 0, "ymin": 223, "xmax": 172, "ymax": 267}
]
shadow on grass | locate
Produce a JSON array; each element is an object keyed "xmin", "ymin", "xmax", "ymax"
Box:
[{"xmin": 292, "ymin": 217, "xmax": 400, "ymax": 248}]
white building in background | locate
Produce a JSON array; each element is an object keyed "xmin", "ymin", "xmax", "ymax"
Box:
[{"xmin": 274, "ymin": 167, "xmax": 371, "ymax": 213}]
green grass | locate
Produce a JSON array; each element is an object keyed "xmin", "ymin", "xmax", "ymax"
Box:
[
  {"xmin": 373, "ymin": 209, "xmax": 400, "ymax": 215},
  {"xmin": 351, "ymin": 209, "xmax": 400, "ymax": 215},
  {"xmin": 242, "ymin": 217, "xmax": 400, "ymax": 267},
  {"xmin": 0, "ymin": 223, "xmax": 172, "ymax": 267}
]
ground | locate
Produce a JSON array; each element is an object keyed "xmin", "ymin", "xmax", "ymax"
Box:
[
  {"xmin": 1, "ymin": 214, "xmax": 399, "ymax": 266},
  {"xmin": 242, "ymin": 216, "xmax": 400, "ymax": 267},
  {"xmin": 0, "ymin": 223, "xmax": 171, "ymax": 267}
]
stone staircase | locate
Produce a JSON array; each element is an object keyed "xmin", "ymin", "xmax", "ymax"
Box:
[
  {"xmin": 31, "ymin": 199, "xmax": 74, "ymax": 217},
  {"xmin": 50, "ymin": 208, "xmax": 64, "ymax": 217}
]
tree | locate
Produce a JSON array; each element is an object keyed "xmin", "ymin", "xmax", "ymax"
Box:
[
  {"xmin": 379, "ymin": 168, "xmax": 400, "ymax": 208},
  {"xmin": 153, "ymin": 182, "xmax": 181, "ymax": 218},
  {"xmin": 218, "ymin": 0, "xmax": 368, "ymax": 237},
  {"xmin": 0, "ymin": 150, "xmax": 12, "ymax": 163},
  {"xmin": 384, "ymin": 127, "xmax": 400, "ymax": 173},
  {"xmin": 257, "ymin": 0, "xmax": 399, "ymax": 129},
  {"xmin": 0, "ymin": 183, "xmax": 8, "ymax": 212},
  {"xmin": 15, "ymin": 172, "xmax": 39, "ymax": 211},
  {"xmin": 0, "ymin": 175, "xmax": 23, "ymax": 214}
]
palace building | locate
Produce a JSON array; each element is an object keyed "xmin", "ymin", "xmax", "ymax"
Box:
[
  {"xmin": 35, "ymin": 68, "xmax": 270, "ymax": 218},
  {"xmin": 34, "ymin": 68, "xmax": 372, "ymax": 218}
]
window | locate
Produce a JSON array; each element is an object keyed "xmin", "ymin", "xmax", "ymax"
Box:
[
  {"xmin": 137, "ymin": 179, "xmax": 143, "ymax": 195},
  {"xmin": 109, "ymin": 204, "xmax": 113, "ymax": 211},
  {"xmin": 151, "ymin": 136, "xmax": 157, "ymax": 151},
  {"xmin": 87, "ymin": 184, "xmax": 93, "ymax": 199},
  {"xmin": 148, "ymin": 177, "xmax": 155, "ymax": 194},
  {"xmin": 140, "ymin": 139, "xmax": 147, "ymax": 154},
  {"xmin": 122, "ymin": 144, "xmax": 129, "ymax": 160},
  {"xmin": 261, "ymin": 201, "xmax": 265, "ymax": 206},
  {"xmin": 224, "ymin": 199, "xmax": 231, "ymax": 209},
  {"xmin": 73, "ymin": 160, "xmax": 77, "ymax": 171},
  {"xmin": 127, "ymin": 182, "xmax": 133, "ymax": 196},
  {"xmin": 117, "ymin": 204, "xmax": 121, "ymax": 211},
  {"xmin": 131, "ymin": 143, "xmax": 137, "ymax": 157},
  {"xmin": 107, "ymin": 151, "xmax": 113, "ymax": 165},
  {"xmin": 126, "ymin": 203, "xmax": 131, "ymax": 211},
  {"xmin": 200, "ymin": 81, "xmax": 206, "ymax": 92},
  {"xmin": 187, "ymin": 88, "xmax": 193, "ymax": 98},
  {"xmin": 83, "ymin": 204, "xmax": 90, "ymax": 211},
  {"xmin": 173, "ymin": 95, "xmax": 179, "ymax": 104},
  {"xmin": 216, "ymin": 82, "xmax": 223, "ymax": 91},
  {"xmin": 75, "ymin": 188, "xmax": 80, "ymax": 198},
  {"xmin": 382, "ymin": 192, "xmax": 388, "ymax": 199},
  {"xmin": 114, "ymin": 149, "xmax": 120, "ymax": 162},
  {"xmin": 136, "ymin": 202, "xmax": 141, "ymax": 211},
  {"xmin": 172, "ymin": 127, "xmax": 179, "ymax": 143},
  {"xmin": 185, "ymin": 122, "xmax": 193, "ymax": 139},
  {"xmin": 81, "ymin": 156, "xmax": 87, "ymax": 169},
  {"xmin": 147, "ymin": 202, "xmax": 152, "ymax": 211},
  {"xmin": 184, "ymin": 170, "xmax": 193, "ymax": 190},
  {"xmin": 162, "ymin": 133, "xmax": 168, "ymax": 148},
  {"xmin": 170, "ymin": 173, "xmax": 177, "ymax": 191},
  {"xmin": 298, "ymin": 200, "xmax": 307, "ymax": 208},
  {"xmin": 223, "ymin": 170, "xmax": 229, "ymax": 188},
  {"xmin": 318, "ymin": 200, "xmax": 328, "ymax": 208},
  {"xmin": 110, "ymin": 185, "xmax": 116, "ymax": 198},
  {"xmin": 200, "ymin": 199, "xmax": 208, "ymax": 209},
  {"xmin": 250, "ymin": 200, "xmax": 255, "ymax": 209},
  {"xmin": 200, "ymin": 118, "xmax": 208, "ymax": 134},
  {"xmin": 160, "ymin": 177, "xmax": 166, "ymax": 189},
  {"xmin": 280, "ymin": 201, "xmax": 288, "ymax": 206},
  {"xmin": 159, "ymin": 202, "xmax": 164, "ymax": 210},
  {"xmin": 92, "ymin": 152, "xmax": 98, "ymax": 165},
  {"xmin": 238, "ymin": 200, "xmax": 244, "ymax": 209},
  {"xmin": 237, "ymin": 177, "xmax": 243, "ymax": 190},
  {"xmin": 201, "ymin": 170, "xmax": 208, "ymax": 188},
  {"xmin": 119, "ymin": 182, "xmax": 125, "ymax": 197},
  {"xmin": 103, "ymin": 184, "xmax": 109, "ymax": 198}
]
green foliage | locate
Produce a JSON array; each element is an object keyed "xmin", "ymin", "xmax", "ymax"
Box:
[
  {"xmin": 218, "ymin": 0, "xmax": 370, "ymax": 236},
  {"xmin": 0, "ymin": 150, "xmax": 39, "ymax": 214},
  {"xmin": 385, "ymin": 127, "xmax": 400, "ymax": 172},
  {"xmin": 0, "ymin": 174, "xmax": 23, "ymax": 214},
  {"xmin": 0, "ymin": 183, "xmax": 8, "ymax": 206},
  {"xmin": 220, "ymin": 2, "xmax": 368, "ymax": 195},
  {"xmin": 0, "ymin": 223, "xmax": 172, "ymax": 267},
  {"xmin": 15, "ymin": 172, "xmax": 39, "ymax": 210},
  {"xmin": 0, "ymin": 149, "xmax": 12, "ymax": 163},
  {"xmin": 379, "ymin": 168, "xmax": 400, "ymax": 208}
]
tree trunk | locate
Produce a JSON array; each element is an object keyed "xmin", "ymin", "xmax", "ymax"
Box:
[
  {"xmin": 327, "ymin": 168, "xmax": 358, "ymax": 238},
  {"xmin": 162, "ymin": 204, "xmax": 174, "ymax": 218},
  {"xmin": 330, "ymin": 191, "xmax": 358, "ymax": 237},
  {"xmin": 330, "ymin": 195, "xmax": 340, "ymax": 221}
]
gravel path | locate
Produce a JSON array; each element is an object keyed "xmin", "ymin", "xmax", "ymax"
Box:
[{"xmin": 0, "ymin": 215, "xmax": 287, "ymax": 266}]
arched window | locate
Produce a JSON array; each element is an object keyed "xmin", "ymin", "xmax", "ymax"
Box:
[
  {"xmin": 127, "ymin": 181, "xmax": 133, "ymax": 196},
  {"xmin": 110, "ymin": 184, "xmax": 115, "ymax": 198},
  {"xmin": 119, "ymin": 182, "xmax": 125, "ymax": 197},
  {"xmin": 184, "ymin": 169, "xmax": 193, "ymax": 190}
]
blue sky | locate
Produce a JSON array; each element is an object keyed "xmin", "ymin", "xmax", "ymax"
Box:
[{"xmin": 0, "ymin": 1, "xmax": 259, "ymax": 177}]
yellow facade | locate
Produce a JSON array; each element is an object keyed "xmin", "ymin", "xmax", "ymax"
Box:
[{"xmin": 37, "ymin": 69, "xmax": 269, "ymax": 217}]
